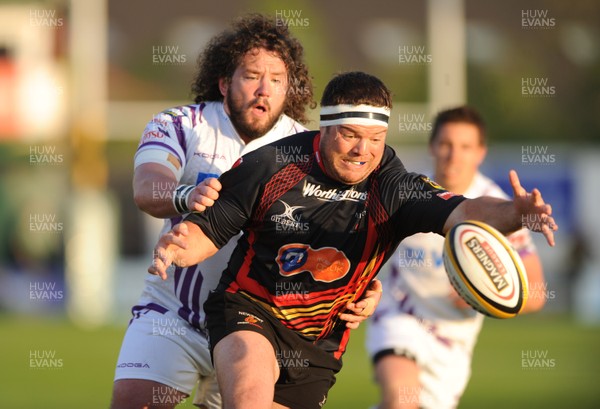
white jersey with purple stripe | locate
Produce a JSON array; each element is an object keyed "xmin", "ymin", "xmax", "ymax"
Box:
[
  {"xmin": 373, "ymin": 172, "xmax": 536, "ymax": 351},
  {"xmin": 133, "ymin": 101, "xmax": 307, "ymax": 330}
]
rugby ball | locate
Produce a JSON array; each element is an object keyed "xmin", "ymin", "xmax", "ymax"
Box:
[{"xmin": 443, "ymin": 220, "xmax": 528, "ymax": 319}]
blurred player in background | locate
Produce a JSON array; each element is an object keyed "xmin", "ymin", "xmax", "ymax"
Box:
[
  {"xmin": 366, "ymin": 106, "xmax": 547, "ymax": 409},
  {"xmin": 110, "ymin": 15, "xmax": 378, "ymax": 409},
  {"xmin": 148, "ymin": 74, "xmax": 556, "ymax": 409}
]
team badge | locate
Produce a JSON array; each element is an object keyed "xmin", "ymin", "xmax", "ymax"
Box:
[
  {"xmin": 276, "ymin": 244, "xmax": 351, "ymax": 283},
  {"xmin": 420, "ymin": 176, "xmax": 446, "ymax": 190}
]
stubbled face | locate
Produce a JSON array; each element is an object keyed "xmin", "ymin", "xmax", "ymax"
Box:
[
  {"xmin": 220, "ymin": 48, "xmax": 289, "ymax": 143},
  {"xmin": 429, "ymin": 122, "xmax": 486, "ymax": 194},
  {"xmin": 319, "ymin": 124, "xmax": 387, "ymax": 185}
]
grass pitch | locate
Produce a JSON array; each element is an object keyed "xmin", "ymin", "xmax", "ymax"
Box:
[{"xmin": 2, "ymin": 313, "xmax": 599, "ymax": 408}]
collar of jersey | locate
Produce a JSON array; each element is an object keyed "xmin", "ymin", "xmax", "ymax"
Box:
[{"xmin": 313, "ymin": 132, "xmax": 329, "ymax": 176}]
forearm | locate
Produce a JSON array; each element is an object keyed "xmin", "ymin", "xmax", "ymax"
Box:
[
  {"xmin": 444, "ymin": 197, "xmax": 522, "ymax": 235},
  {"xmin": 170, "ymin": 221, "xmax": 218, "ymax": 266},
  {"xmin": 134, "ymin": 175, "xmax": 178, "ymax": 219},
  {"xmin": 133, "ymin": 163, "xmax": 180, "ymax": 218},
  {"xmin": 149, "ymin": 221, "xmax": 219, "ymax": 279},
  {"xmin": 134, "ymin": 162, "xmax": 222, "ymax": 218}
]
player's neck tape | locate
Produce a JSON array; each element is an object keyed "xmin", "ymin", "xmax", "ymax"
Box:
[{"xmin": 320, "ymin": 104, "xmax": 390, "ymax": 127}]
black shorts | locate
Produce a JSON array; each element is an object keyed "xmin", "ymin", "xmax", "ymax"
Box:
[{"xmin": 204, "ymin": 290, "xmax": 339, "ymax": 409}]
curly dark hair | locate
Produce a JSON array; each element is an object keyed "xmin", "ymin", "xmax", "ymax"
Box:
[{"xmin": 191, "ymin": 14, "xmax": 315, "ymax": 124}]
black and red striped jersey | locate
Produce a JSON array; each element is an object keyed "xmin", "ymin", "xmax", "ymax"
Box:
[{"xmin": 187, "ymin": 130, "xmax": 465, "ymax": 356}]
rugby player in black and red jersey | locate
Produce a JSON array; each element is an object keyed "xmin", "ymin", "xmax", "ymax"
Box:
[
  {"xmin": 148, "ymin": 71, "xmax": 557, "ymax": 409},
  {"xmin": 111, "ymin": 16, "xmax": 380, "ymax": 409}
]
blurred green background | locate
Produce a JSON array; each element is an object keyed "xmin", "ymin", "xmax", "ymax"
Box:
[{"xmin": 1, "ymin": 0, "xmax": 600, "ymax": 407}]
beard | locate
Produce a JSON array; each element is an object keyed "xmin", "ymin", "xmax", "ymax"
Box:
[{"xmin": 225, "ymin": 93, "xmax": 284, "ymax": 141}]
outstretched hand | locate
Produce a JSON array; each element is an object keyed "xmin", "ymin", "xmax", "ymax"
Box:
[
  {"xmin": 509, "ymin": 169, "xmax": 557, "ymax": 246},
  {"xmin": 340, "ymin": 279, "xmax": 383, "ymax": 329},
  {"xmin": 148, "ymin": 222, "xmax": 192, "ymax": 280}
]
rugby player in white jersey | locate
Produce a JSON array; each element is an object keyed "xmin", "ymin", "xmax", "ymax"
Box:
[
  {"xmin": 110, "ymin": 15, "xmax": 380, "ymax": 409},
  {"xmin": 366, "ymin": 106, "xmax": 548, "ymax": 409}
]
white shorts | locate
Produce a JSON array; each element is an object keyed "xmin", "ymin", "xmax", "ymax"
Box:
[
  {"xmin": 114, "ymin": 309, "xmax": 221, "ymax": 408},
  {"xmin": 366, "ymin": 314, "xmax": 472, "ymax": 409}
]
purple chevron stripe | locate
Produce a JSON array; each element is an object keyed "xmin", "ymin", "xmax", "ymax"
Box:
[
  {"xmin": 171, "ymin": 115, "xmax": 187, "ymax": 156},
  {"xmin": 137, "ymin": 141, "xmax": 183, "ymax": 165}
]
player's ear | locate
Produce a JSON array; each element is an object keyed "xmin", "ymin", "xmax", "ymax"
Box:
[
  {"xmin": 218, "ymin": 78, "xmax": 229, "ymax": 97},
  {"xmin": 476, "ymin": 144, "xmax": 487, "ymax": 166},
  {"xmin": 428, "ymin": 139, "xmax": 436, "ymax": 157}
]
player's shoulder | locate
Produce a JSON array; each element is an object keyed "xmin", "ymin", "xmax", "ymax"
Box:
[
  {"xmin": 154, "ymin": 103, "xmax": 195, "ymax": 121},
  {"xmin": 271, "ymin": 129, "xmax": 318, "ymax": 147},
  {"xmin": 375, "ymin": 145, "xmax": 409, "ymax": 184},
  {"xmin": 379, "ymin": 145, "xmax": 407, "ymax": 173},
  {"xmin": 241, "ymin": 116, "xmax": 310, "ymax": 155},
  {"xmin": 466, "ymin": 172, "xmax": 508, "ymax": 200},
  {"xmin": 256, "ymin": 129, "xmax": 318, "ymax": 156},
  {"xmin": 153, "ymin": 102, "xmax": 220, "ymax": 126},
  {"xmin": 277, "ymin": 114, "xmax": 309, "ymax": 135},
  {"xmin": 228, "ymin": 130, "xmax": 317, "ymax": 186},
  {"xmin": 238, "ymin": 130, "xmax": 317, "ymax": 169}
]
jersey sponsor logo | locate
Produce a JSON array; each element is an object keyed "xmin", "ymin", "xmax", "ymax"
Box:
[
  {"xmin": 271, "ymin": 200, "xmax": 310, "ymax": 232},
  {"xmin": 117, "ymin": 362, "xmax": 150, "ymax": 368},
  {"xmin": 193, "ymin": 152, "xmax": 227, "ymax": 160},
  {"xmin": 141, "ymin": 129, "xmax": 166, "ymax": 144},
  {"xmin": 302, "ymin": 181, "xmax": 367, "ymax": 202},
  {"xmin": 277, "ymin": 244, "xmax": 351, "ymax": 283},
  {"xmin": 237, "ymin": 311, "xmax": 264, "ymax": 329}
]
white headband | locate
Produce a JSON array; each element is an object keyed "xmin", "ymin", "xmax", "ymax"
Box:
[{"xmin": 320, "ymin": 104, "xmax": 391, "ymax": 127}]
